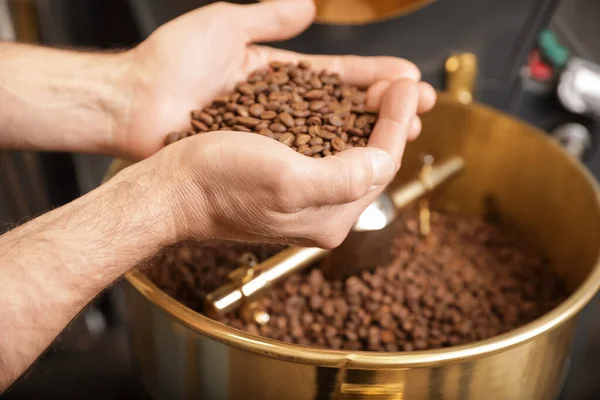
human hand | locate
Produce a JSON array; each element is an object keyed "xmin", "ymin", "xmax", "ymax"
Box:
[
  {"xmin": 137, "ymin": 77, "xmax": 419, "ymax": 248},
  {"xmin": 114, "ymin": 0, "xmax": 435, "ymax": 160}
]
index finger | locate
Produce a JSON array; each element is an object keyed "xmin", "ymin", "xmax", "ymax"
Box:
[
  {"xmin": 367, "ymin": 78, "xmax": 419, "ymax": 169},
  {"xmin": 247, "ymin": 45, "xmax": 421, "ymax": 88}
]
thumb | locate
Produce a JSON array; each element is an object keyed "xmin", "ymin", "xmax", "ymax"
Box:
[
  {"xmin": 229, "ymin": 0, "xmax": 316, "ymax": 43},
  {"xmin": 368, "ymin": 78, "xmax": 419, "ymax": 171},
  {"xmin": 300, "ymin": 147, "xmax": 396, "ymax": 207}
]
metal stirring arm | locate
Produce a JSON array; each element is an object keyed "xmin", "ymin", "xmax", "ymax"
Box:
[{"xmin": 204, "ymin": 156, "xmax": 465, "ymax": 318}]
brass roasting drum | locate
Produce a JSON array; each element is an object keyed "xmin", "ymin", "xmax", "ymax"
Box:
[{"xmin": 104, "ymin": 55, "xmax": 600, "ymax": 399}]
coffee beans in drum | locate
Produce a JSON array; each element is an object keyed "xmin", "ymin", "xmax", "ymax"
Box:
[
  {"xmin": 162, "ymin": 61, "xmax": 376, "ymax": 158},
  {"xmin": 145, "ymin": 209, "xmax": 568, "ymax": 352},
  {"xmin": 145, "ymin": 241, "xmax": 283, "ymax": 313}
]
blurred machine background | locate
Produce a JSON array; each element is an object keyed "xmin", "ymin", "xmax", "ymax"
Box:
[{"xmin": 1, "ymin": 0, "xmax": 600, "ymax": 399}]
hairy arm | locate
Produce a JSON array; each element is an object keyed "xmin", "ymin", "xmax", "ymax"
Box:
[
  {"xmin": 0, "ymin": 41, "xmax": 131, "ymax": 155},
  {"xmin": 0, "ymin": 162, "xmax": 176, "ymax": 391}
]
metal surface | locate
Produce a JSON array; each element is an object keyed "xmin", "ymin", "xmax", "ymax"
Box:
[
  {"xmin": 104, "ymin": 54, "xmax": 600, "ymax": 399},
  {"xmin": 550, "ymin": 0, "xmax": 600, "ymax": 66},
  {"xmin": 558, "ymin": 57, "xmax": 600, "ymax": 117},
  {"xmin": 205, "ymin": 247, "xmax": 328, "ymax": 317},
  {"xmin": 308, "ymin": 0, "xmax": 433, "ymax": 25},
  {"xmin": 552, "ymin": 123, "xmax": 592, "ymax": 160},
  {"xmin": 445, "ymin": 53, "xmax": 477, "ymax": 105},
  {"xmin": 321, "ymin": 193, "xmax": 398, "ymax": 280},
  {"xmin": 200, "ymin": 157, "xmax": 464, "ymax": 317}
]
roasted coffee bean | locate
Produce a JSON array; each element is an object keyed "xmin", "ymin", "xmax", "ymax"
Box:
[
  {"xmin": 295, "ymin": 134, "xmax": 311, "ymax": 146},
  {"xmin": 240, "ymin": 95, "xmax": 254, "ymax": 105},
  {"xmin": 304, "ymin": 90, "xmax": 325, "ymax": 100},
  {"xmin": 310, "ymin": 145, "xmax": 324, "ymax": 154},
  {"xmin": 256, "ymin": 121, "xmax": 269, "ymax": 131},
  {"xmin": 258, "ymin": 129, "xmax": 275, "ymax": 139},
  {"xmin": 278, "ymin": 132, "xmax": 295, "ymax": 147},
  {"xmin": 331, "ymin": 137, "xmax": 346, "ymax": 151},
  {"xmin": 344, "ymin": 114, "xmax": 357, "ymax": 130},
  {"xmin": 309, "ymin": 100, "xmax": 326, "ymax": 111},
  {"xmin": 290, "ymin": 126, "xmax": 308, "ymax": 134},
  {"xmin": 309, "ymin": 137, "xmax": 323, "ymax": 145},
  {"xmin": 261, "ymin": 110, "xmax": 277, "ymax": 120},
  {"xmin": 299, "ymin": 60, "xmax": 311, "ymax": 70},
  {"xmin": 269, "ymin": 123, "xmax": 287, "ymax": 133},
  {"xmin": 255, "ymin": 81, "xmax": 268, "ymax": 93},
  {"xmin": 293, "ymin": 109, "xmax": 311, "ymax": 118},
  {"xmin": 297, "ymin": 145, "xmax": 312, "ymax": 156},
  {"xmin": 191, "ymin": 120, "xmax": 208, "ymax": 133},
  {"xmin": 291, "ymin": 99, "xmax": 306, "ymax": 109},
  {"xmin": 317, "ymin": 129, "xmax": 336, "ymax": 140},
  {"xmin": 205, "ymin": 107, "xmax": 219, "ymax": 117},
  {"xmin": 213, "ymin": 96, "xmax": 229, "ymax": 106},
  {"xmin": 328, "ymin": 114, "xmax": 343, "ymax": 127},
  {"xmin": 237, "ymin": 116, "xmax": 261, "ymax": 128},
  {"xmin": 270, "ymin": 60, "xmax": 284, "ymax": 70},
  {"xmin": 307, "ymin": 116, "xmax": 322, "ymax": 126},
  {"xmin": 279, "ymin": 112, "xmax": 295, "ymax": 128},
  {"xmin": 237, "ymin": 106, "xmax": 249, "ymax": 117},
  {"xmin": 232, "ymin": 125, "xmax": 251, "ymax": 132},
  {"xmin": 348, "ymin": 127, "xmax": 365, "ymax": 137},
  {"xmin": 271, "ymin": 72, "xmax": 290, "ymax": 85},
  {"xmin": 309, "ymin": 76, "xmax": 323, "ymax": 89},
  {"xmin": 257, "ymin": 93, "xmax": 268, "ymax": 105},
  {"xmin": 249, "ymin": 104, "xmax": 265, "ymax": 118},
  {"xmin": 308, "ymin": 125, "xmax": 321, "ymax": 137},
  {"xmin": 355, "ymin": 116, "xmax": 369, "ymax": 129},
  {"xmin": 237, "ymin": 83, "xmax": 255, "ymax": 95}
]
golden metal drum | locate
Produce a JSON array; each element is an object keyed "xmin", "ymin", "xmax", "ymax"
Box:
[
  {"xmin": 105, "ymin": 54, "xmax": 600, "ymax": 399},
  {"xmin": 311, "ymin": 0, "xmax": 433, "ymax": 24}
]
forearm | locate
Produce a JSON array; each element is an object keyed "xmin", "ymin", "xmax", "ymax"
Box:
[
  {"xmin": 0, "ymin": 41, "xmax": 132, "ymax": 154},
  {"xmin": 0, "ymin": 161, "xmax": 175, "ymax": 391}
]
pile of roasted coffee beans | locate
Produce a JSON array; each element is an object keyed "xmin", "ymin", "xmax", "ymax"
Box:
[
  {"xmin": 145, "ymin": 241, "xmax": 283, "ymax": 313},
  {"xmin": 145, "ymin": 209, "xmax": 568, "ymax": 352},
  {"xmin": 163, "ymin": 61, "xmax": 376, "ymax": 158}
]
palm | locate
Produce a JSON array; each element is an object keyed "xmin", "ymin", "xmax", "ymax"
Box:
[{"xmin": 125, "ymin": 10, "xmax": 253, "ymax": 159}]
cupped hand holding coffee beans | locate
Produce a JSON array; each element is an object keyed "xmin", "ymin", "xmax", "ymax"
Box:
[
  {"xmin": 120, "ymin": 0, "xmax": 436, "ymax": 249},
  {"xmin": 154, "ymin": 76, "xmax": 419, "ymax": 249},
  {"xmin": 120, "ymin": 0, "xmax": 435, "ymax": 160}
]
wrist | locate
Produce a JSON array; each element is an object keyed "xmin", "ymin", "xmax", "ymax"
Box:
[
  {"xmin": 110, "ymin": 153, "xmax": 212, "ymax": 245},
  {"xmin": 107, "ymin": 160, "xmax": 177, "ymax": 248},
  {"xmin": 99, "ymin": 50, "xmax": 138, "ymax": 158}
]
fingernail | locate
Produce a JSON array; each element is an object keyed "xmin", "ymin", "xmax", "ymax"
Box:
[{"xmin": 369, "ymin": 149, "xmax": 395, "ymax": 188}]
